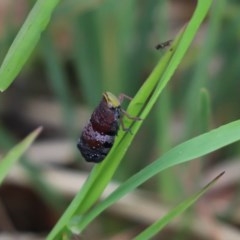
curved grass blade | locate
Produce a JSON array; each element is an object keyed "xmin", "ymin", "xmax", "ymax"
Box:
[
  {"xmin": 0, "ymin": 0, "xmax": 61, "ymax": 91},
  {"xmin": 134, "ymin": 172, "xmax": 225, "ymax": 240},
  {"xmin": 0, "ymin": 127, "xmax": 42, "ymax": 185},
  {"xmin": 70, "ymin": 120, "xmax": 240, "ymax": 233}
]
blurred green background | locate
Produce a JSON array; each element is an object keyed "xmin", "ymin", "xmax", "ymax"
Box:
[{"xmin": 0, "ymin": 0, "xmax": 240, "ymax": 239}]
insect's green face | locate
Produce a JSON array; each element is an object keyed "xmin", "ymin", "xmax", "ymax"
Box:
[{"xmin": 103, "ymin": 92, "xmax": 120, "ymax": 108}]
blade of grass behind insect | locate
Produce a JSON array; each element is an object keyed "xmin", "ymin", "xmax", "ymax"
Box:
[
  {"xmin": 70, "ymin": 120, "xmax": 240, "ymax": 233},
  {"xmin": 0, "ymin": 0, "xmax": 61, "ymax": 91},
  {"xmin": 133, "ymin": 172, "xmax": 224, "ymax": 240},
  {"xmin": 46, "ymin": 1, "xmax": 212, "ymax": 238},
  {"xmin": 184, "ymin": 0, "xmax": 226, "ymax": 137},
  {"xmin": 0, "ymin": 127, "xmax": 42, "ymax": 185},
  {"xmin": 73, "ymin": 11, "xmax": 103, "ymax": 106},
  {"xmin": 97, "ymin": 0, "xmax": 135, "ymax": 93}
]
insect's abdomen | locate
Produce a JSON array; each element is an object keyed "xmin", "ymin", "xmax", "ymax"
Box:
[{"xmin": 77, "ymin": 99, "xmax": 120, "ymax": 163}]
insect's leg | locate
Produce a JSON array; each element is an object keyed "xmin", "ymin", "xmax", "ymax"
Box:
[
  {"xmin": 118, "ymin": 93, "xmax": 142, "ymax": 121},
  {"xmin": 121, "ymin": 109, "xmax": 141, "ymax": 121},
  {"xmin": 118, "ymin": 93, "xmax": 133, "ymax": 104},
  {"xmin": 120, "ymin": 117, "xmax": 132, "ymax": 134}
]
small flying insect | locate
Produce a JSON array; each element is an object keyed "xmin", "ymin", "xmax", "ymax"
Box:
[
  {"xmin": 77, "ymin": 92, "xmax": 140, "ymax": 163},
  {"xmin": 155, "ymin": 39, "xmax": 173, "ymax": 50}
]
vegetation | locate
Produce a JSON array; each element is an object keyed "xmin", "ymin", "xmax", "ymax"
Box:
[{"xmin": 0, "ymin": 0, "xmax": 240, "ymax": 239}]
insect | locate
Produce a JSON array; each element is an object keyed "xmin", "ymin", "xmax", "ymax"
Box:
[
  {"xmin": 77, "ymin": 92, "xmax": 140, "ymax": 163},
  {"xmin": 155, "ymin": 39, "xmax": 173, "ymax": 50}
]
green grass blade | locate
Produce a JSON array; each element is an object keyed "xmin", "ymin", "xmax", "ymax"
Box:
[
  {"xmin": 134, "ymin": 172, "xmax": 225, "ymax": 240},
  {"xmin": 0, "ymin": 127, "xmax": 42, "ymax": 185},
  {"xmin": 0, "ymin": 0, "xmax": 61, "ymax": 91},
  {"xmin": 184, "ymin": 0, "xmax": 226, "ymax": 136},
  {"xmin": 0, "ymin": 125, "xmax": 66, "ymax": 210},
  {"xmin": 71, "ymin": 120, "xmax": 240, "ymax": 232}
]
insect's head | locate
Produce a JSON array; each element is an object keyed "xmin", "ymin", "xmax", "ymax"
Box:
[{"xmin": 103, "ymin": 92, "xmax": 120, "ymax": 109}]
